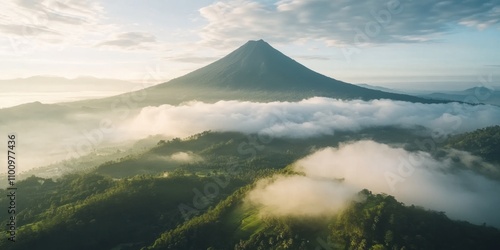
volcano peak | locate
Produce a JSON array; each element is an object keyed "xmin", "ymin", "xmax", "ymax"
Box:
[
  {"xmin": 232, "ymin": 39, "xmax": 276, "ymax": 58},
  {"xmin": 149, "ymin": 40, "xmax": 438, "ymax": 104},
  {"xmin": 245, "ymin": 39, "xmax": 269, "ymax": 46}
]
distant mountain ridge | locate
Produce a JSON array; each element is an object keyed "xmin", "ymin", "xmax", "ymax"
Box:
[{"xmin": 422, "ymin": 86, "xmax": 500, "ymax": 106}]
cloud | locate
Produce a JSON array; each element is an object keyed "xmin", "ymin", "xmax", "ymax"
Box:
[
  {"xmin": 4, "ymin": 97, "xmax": 500, "ymax": 173},
  {"xmin": 0, "ymin": 1, "xmax": 161, "ymax": 54},
  {"xmin": 169, "ymin": 151, "xmax": 202, "ymax": 163},
  {"xmin": 247, "ymin": 140, "xmax": 500, "ymax": 227},
  {"xmin": 97, "ymin": 32, "xmax": 158, "ymax": 50},
  {"xmin": 121, "ymin": 97, "xmax": 500, "ymax": 140},
  {"xmin": 247, "ymin": 176, "xmax": 360, "ymax": 217},
  {"xmin": 149, "ymin": 151, "xmax": 203, "ymax": 167},
  {"xmin": 1, "ymin": 0, "xmax": 107, "ymax": 49},
  {"xmin": 198, "ymin": 0, "xmax": 500, "ymax": 47}
]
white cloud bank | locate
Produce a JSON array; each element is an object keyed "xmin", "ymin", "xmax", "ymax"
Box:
[
  {"xmin": 121, "ymin": 97, "xmax": 500, "ymax": 140},
  {"xmin": 6, "ymin": 97, "xmax": 500, "ymax": 173},
  {"xmin": 247, "ymin": 140, "xmax": 500, "ymax": 227}
]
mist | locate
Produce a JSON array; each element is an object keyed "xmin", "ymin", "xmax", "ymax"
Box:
[
  {"xmin": 121, "ymin": 97, "xmax": 500, "ymax": 139},
  {"xmin": 0, "ymin": 76, "xmax": 142, "ymax": 108},
  {"xmin": 247, "ymin": 140, "xmax": 500, "ymax": 227},
  {"xmin": 0, "ymin": 91, "xmax": 126, "ymax": 108},
  {"xmin": 2, "ymin": 97, "xmax": 500, "ymax": 173}
]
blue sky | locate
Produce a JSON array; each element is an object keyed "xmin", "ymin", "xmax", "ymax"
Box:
[{"xmin": 1, "ymin": 0, "xmax": 499, "ymax": 90}]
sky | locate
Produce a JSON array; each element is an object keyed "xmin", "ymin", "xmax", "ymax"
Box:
[{"xmin": 1, "ymin": 0, "xmax": 500, "ymax": 90}]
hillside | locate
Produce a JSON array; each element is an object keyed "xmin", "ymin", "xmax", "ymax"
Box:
[
  {"xmin": 92, "ymin": 127, "xmax": 434, "ymax": 179},
  {"xmin": 2, "ymin": 128, "xmax": 500, "ymax": 249},
  {"xmin": 446, "ymin": 125, "xmax": 500, "ymax": 163},
  {"xmin": 148, "ymin": 188, "xmax": 500, "ymax": 250},
  {"xmin": 2, "ymin": 166, "xmax": 499, "ymax": 250}
]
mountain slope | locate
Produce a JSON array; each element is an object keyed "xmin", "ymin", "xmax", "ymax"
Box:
[
  {"xmin": 71, "ymin": 40, "xmax": 441, "ymax": 108},
  {"xmin": 155, "ymin": 40, "xmax": 440, "ymax": 101},
  {"xmin": 446, "ymin": 125, "xmax": 500, "ymax": 163},
  {"xmin": 148, "ymin": 188, "xmax": 500, "ymax": 250},
  {"xmin": 163, "ymin": 39, "xmax": 351, "ymax": 91},
  {"xmin": 2, "ymin": 129, "xmax": 500, "ymax": 249}
]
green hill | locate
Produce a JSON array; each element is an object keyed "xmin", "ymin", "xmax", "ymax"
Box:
[
  {"xmin": 2, "ymin": 128, "xmax": 500, "ymax": 249},
  {"xmin": 446, "ymin": 125, "xmax": 500, "ymax": 163},
  {"xmin": 148, "ymin": 188, "xmax": 500, "ymax": 250}
]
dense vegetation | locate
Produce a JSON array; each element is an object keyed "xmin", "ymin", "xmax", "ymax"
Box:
[
  {"xmin": 94, "ymin": 127, "xmax": 435, "ymax": 179},
  {"xmin": 147, "ymin": 189, "xmax": 500, "ymax": 250},
  {"xmin": 2, "ymin": 128, "xmax": 499, "ymax": 249},
  {"xmin": 446, "ymin": 125, "xmax": 500, "ymax": 163},
  {"xmin": 0, "ymin": 172, "xmax": 250, "ymax": 250}
]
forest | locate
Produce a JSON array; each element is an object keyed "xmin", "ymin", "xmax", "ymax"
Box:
[{"xmin": 1, "ymin": 126, "xmax": 499, "ymax": 250}]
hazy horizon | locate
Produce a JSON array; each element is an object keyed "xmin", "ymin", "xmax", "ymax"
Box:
[
  {"xmin": 2, "ymin": 1, "xmax": 499, "ymax": 88},
  {"xmin": 1, "ymin": 72, "xmax": 498, "ymax": 109}
]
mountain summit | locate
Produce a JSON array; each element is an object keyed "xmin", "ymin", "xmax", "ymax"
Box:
[
  {"xmin": 76, "ymin": 40, "xmax": 440, "ymax": 107},
  {"xmin": 150, "ymin": 39, "xmax": 438, "ymax": 103},
  {"xmin": 164, "ymin": 39, "xmax": 344, "ymax": 91}
]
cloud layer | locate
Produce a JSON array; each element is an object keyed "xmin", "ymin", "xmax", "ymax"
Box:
[
  {"xmin": 247, "ymin": 140, "xmax": 500, "ymax": 227},
  {"xmin": 1, "ymin": 1, "xmax": 160, "ymax": 53},
  {"xmin": 1, "ymin": 0, "xmax": 106, "ymax": 49},
  {"xmin": 122, "ymin": 97, "xmax": 500, "ymax": 139},
  {"xmin": 5, "ymin": 97, "xmax": 500, "ymax": 173},
  {"xmin": 199, "ymin": 0, "xmax": 500, "ymax": 47}
]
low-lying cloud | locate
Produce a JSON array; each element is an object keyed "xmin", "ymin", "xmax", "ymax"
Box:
[
  {"xmin": 248, "ymin": 176, "xmax": 360, "ymax": 217},
  {"xmin": 122, "ymin": 97, "xmax": 500, "ymax": 139},
  {"xmin": 169, "ymin": 151, "xmax": 202, "ymax": 163},
  {"xmin": 4, "ymin": 97, "xmax": 500, "ymax": 173},
  {"xmin": 247, "ymin": 140, "xmax": 500, "ymax": 227}
]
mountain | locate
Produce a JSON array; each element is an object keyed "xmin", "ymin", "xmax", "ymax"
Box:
[
  {"xmin": 72, "ymin": 40, "xmax": 440, "ymax": 108},
  {"xmin": 422, "ymin": 87, "xmax": 500, "ymax": 106},
  {"xmin": 163, "ymin": 39, "xmax": 372, "ymax": 92},
  {"xmin": 356, "ymin": 83, "xmax": 409, "ymax": 94}
]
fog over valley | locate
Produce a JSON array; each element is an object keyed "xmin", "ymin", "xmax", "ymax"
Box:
[{"xmin": 2, "ymin": 97, "xmax": 500, "ymax": 173}]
